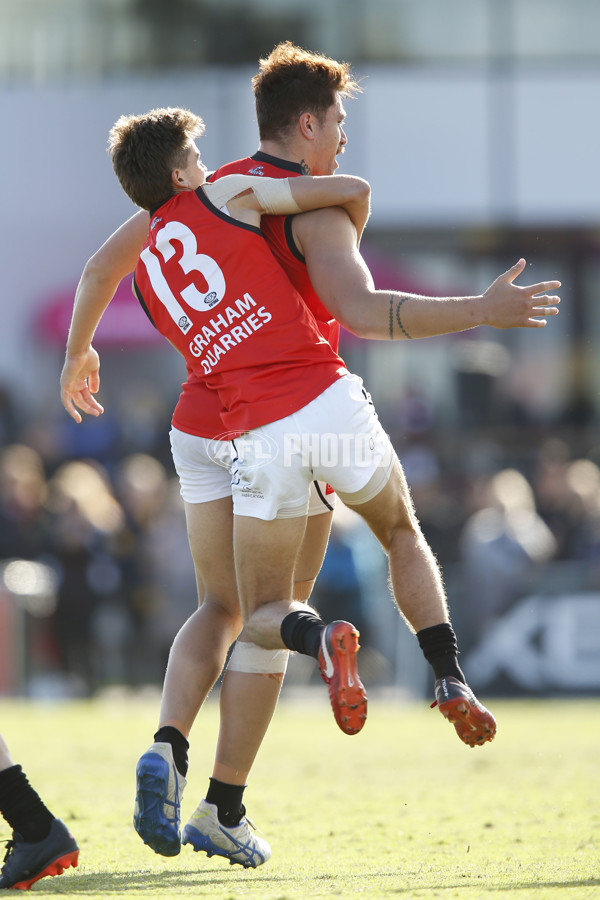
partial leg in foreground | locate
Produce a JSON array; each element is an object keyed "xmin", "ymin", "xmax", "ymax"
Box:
[
  {"xmin": 0, "ymin": 819, "xmax": 79, "ymax": 890},
  {"xmin": 0, "ymin": 740, "xmax": 79, "ymax": 890}
]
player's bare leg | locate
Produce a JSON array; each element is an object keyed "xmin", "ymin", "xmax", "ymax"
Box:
[
  {"xmin": 235, "ymin": 515, "xmax": 307, "ymax": 647},
  {"xmin": 158, "ymin": 498, "xmax": 242, "ymax": 737},
  {"xmin": 237, "ymin": 514, "xmax": 367, "ymax": 735},
  {"xmin": 212, "ymin": 509, "xmax": 333, "ymax": 780},
  {"xmin": 292, "ymin": 508, "xmax": 333, "ymax": 602},
  {"xmin": 344, "ymin": 457, "xmax": 496, "ymax": 747},
  {"xmin": 346, "ymin": 458, "xmax": 449, "ymax": 632}
]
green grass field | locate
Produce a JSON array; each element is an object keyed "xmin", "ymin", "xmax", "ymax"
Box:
[{"xmin": 1, "ymin": 694, "xmax": 598, "ymax": 898}]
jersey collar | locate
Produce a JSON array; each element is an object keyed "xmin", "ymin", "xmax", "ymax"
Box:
[{"xmin": 251, "ymin": 151, "xmax": 305, "ymax": 176}]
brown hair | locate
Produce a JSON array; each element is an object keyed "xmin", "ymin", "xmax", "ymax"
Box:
[
  {"xmin": 108, "ymin": 107, "xmax": 204, "ymax": 210},
  {"xmin": 252, "ymin": 41, "xmax": 362, "ymax": 142}
]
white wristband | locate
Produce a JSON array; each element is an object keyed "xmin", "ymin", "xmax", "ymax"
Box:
[
  {"xmin": 202, "ymin": 174, "xmax": 302, "ymax": 216},
  {"xmin": 251, "ymin": 177, "xmax": 302, "ymax": 216}
]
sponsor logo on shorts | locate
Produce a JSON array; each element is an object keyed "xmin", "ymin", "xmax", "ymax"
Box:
[{"xmin": 237, "ymin": 486, "xmax": 265, "ymax": 499}]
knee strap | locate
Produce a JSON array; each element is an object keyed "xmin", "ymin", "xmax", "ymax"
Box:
[{"xmin": 227, "ymin": 641, "xmax": 290, "ymax": 675}]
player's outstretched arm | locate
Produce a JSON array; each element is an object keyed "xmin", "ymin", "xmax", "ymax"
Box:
[
  {"xmin": 60, "ymin": 210, "xmax": 149, "ymax": 422},
  {"xmin": 297, "ymin": 209, "xmax": 560, "ymax": 339}
]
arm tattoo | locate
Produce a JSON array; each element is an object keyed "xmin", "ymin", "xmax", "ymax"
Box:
[
  {"xmin": 391, "ymin": 293, "xmax": 413, "ymax": 340},
  {"xmin": 299, "ymin": 159, "xmax": 311, "ymax": 175}
]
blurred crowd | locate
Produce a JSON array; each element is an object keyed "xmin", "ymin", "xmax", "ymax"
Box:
[
  {"xmin": 0, "ymin": 379, "xmax": 197, "ymax": 696},
  {"xmin": 1, "ymin": 370, "xmax": 600, "ymax": 698}
]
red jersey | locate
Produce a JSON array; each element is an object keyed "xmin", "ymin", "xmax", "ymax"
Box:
[
  {"xmin": 170, "ymin": 152, "xmax": 340, "ymax": 438},
  {"xmin": 211, "ymin": 153, "xmax": 340, "ymax": 353},
  {"xmin": 134, "ymin": 187, "xmax": 346, "ymax": 436}
]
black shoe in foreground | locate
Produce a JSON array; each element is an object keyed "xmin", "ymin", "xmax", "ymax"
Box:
[
  {"xmin": 431, "ymin": 676, "xmax": 497, "ymax": 747},
  {"xmin": 0, "ymin": 818, "xmax": 79, "ymax": 890}
]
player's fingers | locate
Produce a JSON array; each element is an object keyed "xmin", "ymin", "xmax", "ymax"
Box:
[
  {"xmin": 62, "ymin": 397, "xmax": 82, "ymax": 423},
  {"xmin": 531, "ymin": 305, "xmax": 559, "ymax": 316},
  {"xmin": 64, "ymin": 387, "xmax": 99, "ymax": 417},
  {"xmin": 528, "ymin": 295, "xmax": 560, "ymax": 307},
  {"xmin": 527, "ymin": 281, "xmax": 561, "ymax": 295},
  {"xmin": 77, "ymin": 392, "xmax": 103, "ymax": 416},
  {"xmin": 525, "ymin": 317, "xmax": 548, "ymax": 328},
  {"xmin": 504, "ymin": 258, "xmax": 526, "ymax": 282}
]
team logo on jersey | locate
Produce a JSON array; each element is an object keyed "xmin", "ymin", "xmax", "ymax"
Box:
[
  {"xmin": 178, "ymin": 315, "xmax": 192, "ymax": 333},
  {"xmin": 203, "ymin": 291, "xmax": 219, "ymax": 308},
  {"xmin": 247, "ymin": 166, "xmax": 265, "ymax": 176}
]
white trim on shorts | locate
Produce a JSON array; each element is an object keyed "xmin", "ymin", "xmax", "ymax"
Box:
[
  {"xmin": 308, "ymin": 480, "xmax": 336, "ymax": 517},
  {"xmin": 230, "ymin": 373, "xmax": 395, "ymax": 521}
]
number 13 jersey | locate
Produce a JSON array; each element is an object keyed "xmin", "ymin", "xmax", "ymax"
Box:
[{"xmin": 133, "ymin": 186, "xmax": 347, "ymax": 437}]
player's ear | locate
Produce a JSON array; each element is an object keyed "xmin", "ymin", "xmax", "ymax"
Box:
[
  {"xmin": 171, "ymin": 167, "xmax": 188, "ymax": 189},
  {"xmin": 298, "ymin": 112, "xmax": 315, "ymax": 141}
]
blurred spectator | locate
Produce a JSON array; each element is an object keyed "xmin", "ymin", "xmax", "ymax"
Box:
[
  {"xmin": 456, "ymin": 468, "xmax": 557, "ymax": 651},
  {"xmin": 402, "ymin": 442, "xmax": 465, "ymax": 568},
  {"xmin": 45, "ymin": 460, "xmax": 128, "ymax": 692},
  {"xmin": 113, "ymin": 453, "xmax": 195, "ymax": 680},
  {"xmin": 0, "ymin": 446, "xmax": 51, "ymax": 563},
  {"xmin": 533, "ymin": 438, "xmax": 578, "ymax": 559},
  {"xmin": 141, "ymin": 476, "xmax": 198, "ymax": 674},
  {"xmin": 0, "ymin": 386, "xmax": 19, "ymax": 447},
  {"xmin": 561, "ymin": 458, "xmax": 600, "ymax": 583}
]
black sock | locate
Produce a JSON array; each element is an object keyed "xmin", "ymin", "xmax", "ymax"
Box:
[
  {"xmin": 153, "ymin": 726, "xmax": 189, "ymax": 778},
  {"xmin": 0, "ymin": 766, "xmax": 54, "ymax": 843},
  {"xmin": 416, "ymin": 623, "xmax": 465, "ymax": 683},
  {"xmin": 205, "ymin": 778, "xmax": 246, "ymax": 828},
  {"xmin": 280, "ymin": 609, "xmax": 324, "ymax": 659}
]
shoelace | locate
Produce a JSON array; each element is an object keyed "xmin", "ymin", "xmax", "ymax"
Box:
[
  {"xmin": 237, "ymin": 806, "xmax": 262, "ymax": 835},
  {"xmin": 1, "ymin": 839, "xmax": 15, "ymax": 865}
]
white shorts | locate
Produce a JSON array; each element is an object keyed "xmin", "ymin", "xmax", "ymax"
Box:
[
  {"xmin": 230, "ymin": 373, "xmax": 395, "ymax": 521},
  {"xmin": 170, "ymin": 427, "xmax": 336, "ymax": 515}
]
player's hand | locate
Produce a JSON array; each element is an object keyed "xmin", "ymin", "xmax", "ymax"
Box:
[
  {"xmin": 60, "ymin": 347, "xmax": 104, "ymax": 423},
  {"xmin": 483, "ymin": 258, "xmax": 561, "ymax": 329}
]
